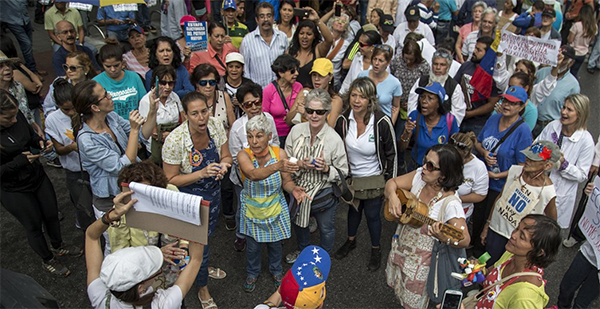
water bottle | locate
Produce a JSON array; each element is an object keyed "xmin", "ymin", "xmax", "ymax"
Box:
[
  {"xmin": 392, "ymin": 234, "xmax": 399, "ymax": 251},
  {"xmin": 489, "ymin": 153, "xmax": 500, "ymax": 180}
]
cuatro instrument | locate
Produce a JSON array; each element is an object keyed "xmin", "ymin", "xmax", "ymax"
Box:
[{"xmin": 384, "ymin": 188, "xmax": 465, "ymax": 244}]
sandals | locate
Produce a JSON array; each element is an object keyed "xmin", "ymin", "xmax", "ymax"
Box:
[
  {"xmin": 199, "ymin": 297, "xmax": 218, "ymax": 309},
  {"xmin": 208, "ymin": 267, "xmax": 227, "ymax": 279}
]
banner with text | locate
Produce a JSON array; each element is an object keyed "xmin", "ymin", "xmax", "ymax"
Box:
[
  {"xmin": 185, "ymin": 21, "xmax": 208, "ymax": 52},
  {"xmin": 498, "ymin": 30, "xmax": 561, "ymax": 66},
  {"xmin": 578, "ymin": 176, "xmax": 600, "ymax": 268}
]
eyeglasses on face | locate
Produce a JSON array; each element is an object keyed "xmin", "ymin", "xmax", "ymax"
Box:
[
  {"xmin": 422, "ymin": 160, "xmax": 441, "ymax": 172},
  {"xmin": 198, "ymin": 79, "xmax": 218, "ymax": 86},
  {"xmin": 62, "ymin": 64, "xmax": 83, "ymax": 72},
  {"xmin": 96, "ymin": 90, "xmax": 109, "ymax": 105},
  {"xmin": 159, "ymin": 80, "xmax": 176, "ymax": 86},
  {"xmin": 286, "ymin": 68, "xmax": 297, "ymax": 74},
  {"xmin": 305, "ymin": 107, "xmax": 328, "ymax": 115},
  {"xmin": 242, "ymin": 98, "xmax": 262, "ymax": 109}
]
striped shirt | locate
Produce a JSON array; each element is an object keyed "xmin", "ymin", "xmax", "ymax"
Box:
[
  {"xmin": 239, "ymin": 28, "xmax": 288, "ymax": 88},
  {"xmin": 123, "ymin": 50, "xmax": 150, "ymax": 78}
]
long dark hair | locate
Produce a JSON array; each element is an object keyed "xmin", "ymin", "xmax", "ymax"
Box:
[
  {"xmin": 277, "ymin": 0, "xmax": 296, "ymax": 24},
  {"xmin": 71, "ymin": 80, "xmax": 99, "ymax": 138},
  {"xmin": 52, "ymin": 78, "xmax": 74, "ymax": 107},
  {"xmin": 148, "ymin": 36, "xmax": 182, "ymax": 70},
  {"xmin": 0, "ymin": 89, "xmax": 19, "ymax": 114},
  {"xmin": 288, "ymin": 20, "xmax": 322, "ymax": 57},
  {"xmin": 521, "ymin": 214, "xmax": 561, "ymax": 268}
]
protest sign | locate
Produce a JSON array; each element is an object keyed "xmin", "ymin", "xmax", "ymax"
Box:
[
  {"xmin": 578, "ymin": 176, "xmax": 600, "ymax": 271},
  {"xmin": 498, "ymin": 30, "xmax": 561, "ymax": 66},
  {"xmin": 113, "ymin": 3, "xmax": 138, "ymax": 11},
  {"xmin": 69, "ymin": 2, "xmax": 93, "ymax": 11},
  {"xmin": 185, "ymin": 21, "xmax": 208, "ymax": 52}
]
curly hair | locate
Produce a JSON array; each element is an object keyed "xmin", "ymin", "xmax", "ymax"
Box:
[
  {"xmin": 118, "ymin": 161, "xmax": 169, "ymax": 188},
  {"xmin": 148, "ymin": 36, "xmax": 182, "ymax": 70}
]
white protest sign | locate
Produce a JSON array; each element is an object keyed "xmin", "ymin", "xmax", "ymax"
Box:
[
  {"xmin": 498, "ymin": 30, "xmax": 561, "ymax": 66},
  {"xmin": 113, "ymin": 3, "xmax": 139, "ymax": 11},
  {"xmin": 69, "ymin": 2, "xmax": 93, "ymax": 11},
  {"xmin": 578, "ymin": 176, "xmax": 600, "ymax": 272},
  {"xmin": 129, "ymin": 182, "xmax": 202, "ymax": 226}
]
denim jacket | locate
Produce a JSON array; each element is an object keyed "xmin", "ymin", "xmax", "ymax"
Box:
[{"xmin": 78, "ymin": 112, "xmax": 147, "ymax": 198}]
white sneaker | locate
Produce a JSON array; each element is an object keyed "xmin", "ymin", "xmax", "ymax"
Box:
[
  {"xmin": 563, "ymin": 237, "xmax": 579, "ymax": 248},
  {"xmin": 285, "ymin": 250, "xmax": 301, "ymax": 264}
]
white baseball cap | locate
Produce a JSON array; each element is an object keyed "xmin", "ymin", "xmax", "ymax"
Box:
[
  {"xmin": 100, "ymin": 246, "xmax": 163, "ymax": 292},
  {"xmin": 225, "ymin": 52, "xmax": 245, "ymax": 65},
  {"xmin": 543, "ymin": 0, "xmax": 555, "ymax": 5}
]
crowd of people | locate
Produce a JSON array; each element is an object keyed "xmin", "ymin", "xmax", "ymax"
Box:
[{"xmin": 1, "ymin": 0, "xmax": 600, "ymax": 308}]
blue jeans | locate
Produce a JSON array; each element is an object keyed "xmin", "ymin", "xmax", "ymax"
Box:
[
  {"xmin": 588, "ymin": 26, "xmax": 600, "ymax": 70},
  {"xmin": 246, "ymin": 236, "xmax": 283, "ymax": 278},
  {"xmin": 347, "ymin": 196, "xmax": 382, "ymax": 247},
  {"xmin": 3, "ymin": 21, "xmax": 37, "ymax": 72},
  {"xmin": 359, "ymin": 0, "xmax": 368, "ymax": 24},
  {"xmin": 294, "ymin": 189, "xmax": 337, "ymax": 253},
  {"xmin": 557, "ymin": 250, "xmax": 600, "ymax": 309},
  {"xmin": 136, "ymin": 3, "xmax": 151, "ymax": 27},
  {"xmin": 460, "ymin": 120, "xmax": 484, "ymax": 138},
  {"xmin": 194, "ymin": 243, "xmax": 210, "ymax": 287},
  {"xmin": 234, "ymin": 184, "xmax": 245, "ymax": 239}
]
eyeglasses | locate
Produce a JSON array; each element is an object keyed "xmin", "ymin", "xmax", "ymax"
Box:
[
  {"xmin": 305, "ymin": 107, "xmax": 328, "ymax": 115},
  {"xmin": 422, "ymin": 160, "xmax": 441, "ymax": 172},
  {"xmin": 96, "ymin": 90, "xmax": 109, "ymax": 105},
  {"xmin": 198, "ymin": 79, "xmax": 218, "ymax": 86},
  {"xmin": 143, "ymin": 269, "xmax": 163, "ymax": 283},
  {"xmin": 373, "ymin": 44, "xmax": 392, "ymax": 52},
  {"xmin": 499, "ymin": 98, "xmax": 523, "ymax": 106},
  {"xmin": 242, "ymin": 98, "xmax": 262, "ymax": 109},
  {"xmin": 62, "ymin": 64, "xmax": 83, "ymax": 72},
  {"xmin": 159, "ymin": 80, "xmax": 176, "ymax": 86},
  {"xmin": 359, "ymin": 41, "xmax": 372, "ymax": 48},
  {"xmin": 287, "ymin": 69, "xmax": 297, "ymax": 74}
]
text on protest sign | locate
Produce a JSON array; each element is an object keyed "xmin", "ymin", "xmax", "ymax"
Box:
[
  {"xmin": 185, "ymin": 21, "xmax": 208, "ymax": 52},
  {"xmin": 498, "ymin": 30, "xmax": 561, "ymax": 66},
  {"xmin": 578, "ymin": 176, "xmax": 600, "ymax": 266}
]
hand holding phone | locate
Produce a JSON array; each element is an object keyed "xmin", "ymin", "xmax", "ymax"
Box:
[
  {"xmin": 335, "ymin": 4, "xmax": 342, "ymax": 17},
  {"xmin": 293, "ymin": 8, "xmax": 309, "ymax": 19},
  {"xmin": 441, "ymin": 290, "xmax": 463, "ymax": 309}
]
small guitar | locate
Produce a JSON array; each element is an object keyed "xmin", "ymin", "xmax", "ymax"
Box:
[{"xmin": 384, "ymin": 188, "xmax": 465, "ymax": 245}]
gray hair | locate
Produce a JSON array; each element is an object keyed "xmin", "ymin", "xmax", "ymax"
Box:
[
  {"xmin": 432, "ymin": 48, "xmax": 453, "ymax": 66},
  {"xmin": 481, "ymin": 7, "xmax": 499, "ymax": 25},
  {"xmin": 246, "ymin": 113, "xmax": 272, "ymax": 135},
  {"xmin": 472, "ymin": 1, "xmax": 488, "ymax": 11},
  {"xmin": 305, "ymin": 88, "xmax": 332, "ymax": 111},
  {"xmin": 327, "ymin": 13, "xmax": 350, "ymax": 40}
]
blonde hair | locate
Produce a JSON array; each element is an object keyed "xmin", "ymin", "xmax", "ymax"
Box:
[
  {"xmin": 450, "ymin": 132, "xmax": 477, "ymax": 158},
  {"xmin": 564, "ymin": 94, "xmax": 590, "ymax": 131}
]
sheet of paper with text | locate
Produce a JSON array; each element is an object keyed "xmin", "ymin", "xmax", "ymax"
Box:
[{"xmin": 129, "ymin": 182, "xmax": 201, "ymax": 226}]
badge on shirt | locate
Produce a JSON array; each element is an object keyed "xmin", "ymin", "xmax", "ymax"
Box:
[{"xmin": 368, "ymin": 134, "xmax": 374, "ymax": 142}]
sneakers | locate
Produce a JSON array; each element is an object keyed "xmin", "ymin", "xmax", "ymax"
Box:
[
  {"xmin": 285, "ymin": 250, "xmax": 301, "ymax": 264},
  {"xmin": 563, "ymin": 237, "xmax": 579, "ymax": 248},
  {"xmin": 47, "ymin": 158, "xmax": 62, "ymax": 168},
  {"xmin": 334, "ymin": 239, "xmax": 356, "ymax": 260},
  {"xmin": 234, "ymin": 237, "xmax": 246, "ymax": 252},
  {"xmin": 142, "ymin": 26, "xmax": 151, "ymax": 35},
  {"xmin": 587, "ymin": 67, "xmax": 595, "ymax": 74},
  {"xmin": 309, "ymin": 217, "xmax": 318, "ymax": 233},
  {"xmin": 225, "ymin": 218, "xmax": 236, "ymax": 231},
  {"xmin": 51, "ymin": 243, "xmax": 83, "ymax": 257},
  {"xmin": 243, "ymin": 276, "xmax": 257, "ymax": 293},
  {"xmin": 272, "ymin": 273, "xmax": 283, "ymax": 286},
  {"xmin": 367, "ymin": 247, "xmax": 382, "ymax": 271},
  {"xmin": 148, "ymin": 25, "xmax": 158, "ymax": 33},
  {"xmin": 42, "ymin": 258, "xmax": 70, "ymax": 277}
]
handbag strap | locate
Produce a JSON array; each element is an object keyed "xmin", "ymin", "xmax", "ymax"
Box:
[
  {"xmin": 215, "ymin": 54, "xmax": 227, "ymax": 71},
  {"xmin": 272, "ymin": 81, "xmax": 290, "ymax": 112},
  {"xmin": 490, "ymin": 119, "xmax": 524, "ymax": 153},
  {"xmin": 437, "ymin": 194, "xmax": 460, "ymax": 222},
  {"xmin": 326, "ymin": 38, "xmax": 345, "ymax": 60},
  {"xmin": 412, "ymin": 113, "xmax": 421, "ymax": 164},
  {"xmin": 472, "ymin": 271, "xmax": 543, "ymax": 301}
]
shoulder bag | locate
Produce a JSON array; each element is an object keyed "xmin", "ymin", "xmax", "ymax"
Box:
[
  {"xmin": 462, "ymin": 271, "xmax": 543, "ymax": 309},
  {"xmin": 489, "ymin": 118, "xmax": 525, "ymax": 154}
]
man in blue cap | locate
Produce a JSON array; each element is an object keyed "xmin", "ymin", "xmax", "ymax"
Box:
[{"xmin": 222, "ymin": 0, "xmax": 248, "ymax": 49}]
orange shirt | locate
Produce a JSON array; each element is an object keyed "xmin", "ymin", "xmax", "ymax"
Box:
[{"xmin": 188, "ymin": 42, "xmax": 238, "ymax": 77}]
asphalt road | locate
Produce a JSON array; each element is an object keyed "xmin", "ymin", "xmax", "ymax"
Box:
[{"xmin": 1, "ymin": 3, "xmax": 600, "ymax": 309}]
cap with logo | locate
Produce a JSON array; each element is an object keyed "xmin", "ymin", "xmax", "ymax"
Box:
[
  {"xmin": 520, "ymin": 141, "xmax": 561, "ymax": 163},
  {"xmin": 415, "ymin": 82, "xmax": 447, "ymax": 104},
  {"xmin": 542, "ymin": 8, "xmax": 556, "ymax": 17},
  {"xmin": 500, "ymin": 85, "xmax": 528, "ymax": 103},
  {"xmin": 380, "ymin": 14, "xmax": 395, "ymax": 33},
  {"xmin": 405, "ymin": 6, "xmax": 420, "ymax": 21},
  {"xmin": 280, "ymin": 246, "xmax": 331, "ymax": 309},
  {"xmin": 222, "ymin": 0, "xmax": 237, "ymax": 11}
]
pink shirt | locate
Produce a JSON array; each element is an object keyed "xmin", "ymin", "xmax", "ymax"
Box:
[
  {"xmin": 570, "ymin": 21, "xmax": 597, "ymax": 56},
  {"xmin": 188, "ymin": 42, "xmax": 238, "ymax": 76},
  {"xmin": 262, "ymin": 81, "xmax": 303, "ymax": 137},
  {"xmin": 459, "ymin": 23, "xmax": 475, "ymax": 43}
]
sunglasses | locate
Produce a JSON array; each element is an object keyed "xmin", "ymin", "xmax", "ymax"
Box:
[
  {"xmin": 198, "ymin": 79, "xmax": 218, "ymax": 86},
  {"xmin": 159, "ymin": 80, "xmax": 176, "ymax": 86},
  {"xmin": 305, "ymin": 107, "xmax": 328, "ymax": 115},
  {"xmin": 287, "ymin": 69, "xmax": 297, "ymax": 74},
  {"xmin": 422, "ymin": 160, "xmax": 441, "ymax": 172},
  {"xmin": 62, "ymin": 64, "xmax": 83, "ymax": 72},
  {"xmin": 450, "ymin": 137, "xmax": 470, "ymax": 149},
  {"xmin": 359, "ymin": 41, "xmax": 372, "ymax": 48},
  {"xmin": 242, "ymin": 98, "xmax": 261, "ymax": 109}
]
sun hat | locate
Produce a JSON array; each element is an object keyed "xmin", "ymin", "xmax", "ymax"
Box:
[{"xmin": 100, "ymin": 246, "xmax": 163, "ymax": 292}]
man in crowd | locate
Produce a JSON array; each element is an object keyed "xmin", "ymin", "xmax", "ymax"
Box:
[
  {"xmin": 513, "ymin": 0, "xmax": 544, "ymax": 34},
  {"xmin": 96, "ymin": 4, "xmax": 135, "ymax": 42},
  {"xmin": 222, "ymin": 0, "xmax": 248, "ymax": 49},
  {"xmin": 239, "ymin": 2, "xmax": 288, "ymax": 88},
  {"xmin": 539, "ymin": 8, "xmax": 561, "ymax": 40},
  {"xmin": 454, "ymin": 36, "xmax": 500, "ymax": 136},
  {"xmin": 435, "ymin": 0, "xmax": 458, "ymax": 42},
  {"xmin": 44, "ymin": 1, "xmax": 97, "ymax": 55},
  {"xmin": 52, "ymin": 20, "xmax": 100, "ymax": 76},
  {"xmin": 393, "ymin": 5, "xmax": 435, "ymax": 50}
]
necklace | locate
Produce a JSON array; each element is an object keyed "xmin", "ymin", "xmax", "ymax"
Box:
[{"xmin": 416, "ymin": 185, "xmax": 444, "ymax": 209}]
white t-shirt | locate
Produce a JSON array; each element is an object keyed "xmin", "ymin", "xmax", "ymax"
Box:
[
  {"xmin": 87, "ymin": 278, "xmax": 183, "ymax": 309},
  {"xmin": 456, "ymin": 154, "xmax": 489, "ymax": 218},
  {"xmin": 44, "ymin": 109, "xmax": 81, "ymax": 172},
  {"xmin": 138, "ymin": 92, "xmax": 183, "ymax": 125},
  {"xmin": 411, "ymin": 167, "xmax": 465, "ymax": 222},
  {"xmin": 346, "ymin": 113, "xmax": 381, "ymax": 177}
]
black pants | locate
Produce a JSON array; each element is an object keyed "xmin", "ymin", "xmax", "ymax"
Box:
[
  {"xmin": 557, "ymin": 251, "xmax": 600, "ymax": 308},
  {"xmin": 470, "ymin": 189, "xmax": 501, "ymax": 257},
  {"xmin": 1, "ymin": 175, "xmax": 62, "ymax": 261},
  {"xmin": 65, "ymin": 170, "xmax": 95, "ymax": 231},
  {"xmin": 221, "ymin": 169, "xmax": 236, "ymax": 219}
]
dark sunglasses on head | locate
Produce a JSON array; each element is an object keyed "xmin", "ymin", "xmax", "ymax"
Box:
[
  {"xmin": 62, "ymin": 64, "xmax": 83, "ymax": 72},
  {"xmin": 422, "ymin": 160, "xmax": 441, "ymax": 172},
  {"xmin": 159, "ymin": 80, "xmax": 176, "ymax": 86},
  {"xmin": 198, "ymin": 79, "xmax": 218, "ymax": 86},
  {"xmin": 242, "ymin": 98, "xmax": 262, "ymax": 109},
  {"xmin": 450, "ymin": 137, "xmax": 470, "ymax": 150},
  {"xmin": 305, "ymin": 107, "xmax": 328, "ymax": 115}
]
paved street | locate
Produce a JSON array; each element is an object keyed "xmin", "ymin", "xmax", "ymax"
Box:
[{"xmin": 1, "ymin": 3, "xmax": 600, "ymax": 308}]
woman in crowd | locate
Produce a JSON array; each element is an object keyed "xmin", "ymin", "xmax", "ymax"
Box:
[
  {"xmin": 536, "ymin": 94, "xmax": 594, "ymax": 240},
  {"xmin": 285, "ymin": 58, "xmax": 343, "ymax": 127},
  {"xmin": 45, "ymin": 79, "xmax": 95, "ymax": 231},
  {"xmin": 369, "ymin": 8, "xmax": 384, "ymax": 26},
  {"xmin": 0, "ymin": 54, "xmax": 39, "ymax": 134},
  {"xmin": 481, "ymin": 141, "xmax": 558, "ymax": 265},
  {"xmin": 1, "ymin": 89, "xmax": 82, "ymax": 277},
  {"xmin": 340, "ymin": 30, "xmax": 381, "ymax": 94},
  {"xmin": 43, "ymin": 51, "xmax": 97, "ymax": 115},
  {"xmin": 357, "ymin": 44, "xmax": 401, "ymax": 123},
  {"xmin": 85, "ymin": 191, "xmax": 203, "ymax": 309},
  {"xmin": 476, "ymin": 215, "xmax": 561, "ymax": 308},
  {"xmin": 237, "ymin": 113, "xmax": 309, "ymax": 292},
  {"xmin": 450, "ymin": 132, "xmax": 488, "ymax": 221},
  {"xmin": 274, "ymin": 0, "xmax": 297, "ymax": 44},
  {"xmin": 288, "ymin": 16, "xmax": 334, "ymax": 88},
  {"xmin": 218, "ymin": 52, "xmax": 252, "ymax": 118},
  {"xmin": 191, "ymin": 64, "xmax": 235, "ymax": 131},
  {"xmin": 499, "ymin": 0, "xmax": 517, "ymax": 20},
  {"xmin": 385, "ymin": 144, "xmax": 470, "ymax": 309},
  {"xmin": 93, "ymin": 39, "xmax": 147, "ymax": 120},
  {"xmin": 189, "ymin": 21, "xmax": 239, "ymax": 77},
  {"xmin": 123, "ymin": 26, "xmax": 150, "ymax": 80},
  {"xmin": 334, "ymin": 77, "xmax": 397, "ymax": 271},
  {"xmin": 229, "ymin": 82, "xmax": 280, "ymax": 251},
  {"xmin": 461, "ymin": 7, "xmax": 498, "ymax": 61},
  {"xmin": 456, "ymin": 1, "xmax": 487, "ymax": 63},
  {"xmin": 323, "ymin": 11, "xmax": 351, "ymax": 92},
  {"xmin": 262, "ymin": 54, "xmax": 303, "ymax": 147},
  {"xmin": 162, "ymin": 92, "xmax": 232, "ymax": 308},
  {"xmin": 284, "ymin": 88, "xmax": 348, "ymax": 263},
  {"xmin": 145, "ymin": 36, "xmax": 195, "ymax": 98},
  {"xmin": 567, "ymin": 4, "xmax": 598, "ymax": 76},
  {"xmin": 472, "ymin": 85, "xmax": 532, "ymax": 256},
  {"xmin": 398, "ymin": 82, "xmax": 459, "ymax": 171},
  {"xmin": 138, "ymin": 65, "xmax": 184, "ymax": 165},
  {"xmin": 492, "ymin": 71, "xmax": 539, "ymax": 132}
]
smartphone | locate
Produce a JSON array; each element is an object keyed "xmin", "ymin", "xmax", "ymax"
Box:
[
  {"xmin": 293, "ymin": 8, "xmax": 309, "ymax": 18},
  {"xmin": 335, "ymin": 4, "xmax": 342, "ymax": 17},
  {"xmin": 154, "ymin": 77, "xmax": 160, "ymax": 99},
  {"xmin": 441, "ymin": 290, "xmax": 463, "ymax": 309},
  {"xmin": 30, "ymin": 147, "xmax": 41, "ymax": 155}
]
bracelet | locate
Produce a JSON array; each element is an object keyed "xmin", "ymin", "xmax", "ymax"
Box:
[
  {"xmin": 101, "ymin": 207, "xmax": 121, "ymax": 227},
  {"xmin": 400, "ymin": 135, "xmax": 410, "ymax": 143},
  {"xmin": 263, "ymin": 301, "xmax": 278, "ymax": 308}
]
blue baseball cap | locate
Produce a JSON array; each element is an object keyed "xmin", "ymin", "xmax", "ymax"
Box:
[
  {"xmin": 501, "ymin": 85, "xmax": 528, "ymax": 103},
  {"xmin": 222, "ymin": 0, "xmax": 237, "ymax": 10},
  {"xmin": 280, "ymin": 246, "xmax": 331, "ymax": 309},
  {"xmin": 128, "ymin": 25, "xmax": 144, "ymax": 35},
  {"xmin": 415, "ymin": 82, "xmax": 447, "ymax": 104}
]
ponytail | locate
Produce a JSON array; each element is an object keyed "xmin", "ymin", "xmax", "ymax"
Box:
[{"xmin": 72, "ymin": 80, "xmax": 98, "ymax": 138}]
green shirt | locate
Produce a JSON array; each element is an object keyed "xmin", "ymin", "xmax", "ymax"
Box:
[
  {"xmin": 44, "ymin": 6, "xmax": 83, "ymax": 32},
  {"xmin": 227, "ymin": 21, "xmax": 249, "ymax": 49}
]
